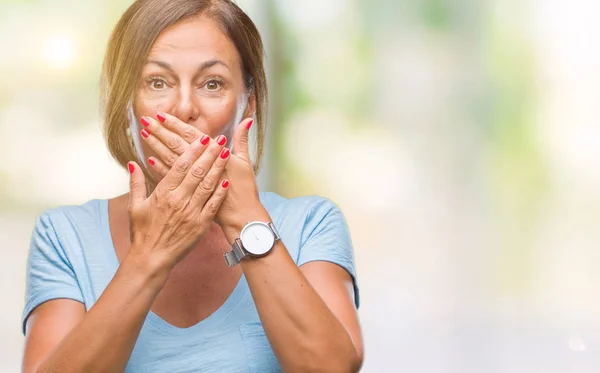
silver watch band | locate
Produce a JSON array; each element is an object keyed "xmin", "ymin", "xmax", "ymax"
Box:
[
  {"xmin": 224, "ymin": 239, "xmax": 246, "ymax": 267},
  {"xmin": 268, "ymin": 221, "xmax": 281, "ymax": 241},
  {"xmin": 224, "ymin": 222, "xmax": 280, "ymax": 267}
]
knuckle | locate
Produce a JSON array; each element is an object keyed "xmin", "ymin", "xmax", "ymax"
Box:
[
  {"xmin": 205, "ymin": 200, "xmax": 220, "ymax": 215},
  {"xmin": 174, "ymin": 159, "xmax": 191, "ymax": 173},
  {"xmin": 197, "ymin": 180, "xmax": 214, "ymax": 194},
  {"xmin": 164, "ymin": 153, "xmax": 177, "ymax": 166},
  {"xmin": 179, "ymin": 212, "xmax": 193, "ymax": 225},
  {"xmin": 182, "ymin": 127, "xmax": 199, "ymax": 142},
  {"xmin": 202, "ymin": 175, "xmax": 216, "ymax": 188},
  {"xmin": 152, "ymin": 193, "xmax": 168, "ymax": 210},
  {"xmin": 167, "ymin": 137, "xmax": 183, "ymax": 150},
  {"xmin": 190, "ymin": 165, "xmax": 207, "ymax": 179},
  {"xmin": 167, "ymin": 194, "xmax": 184, "ymax": 209},
  {"xmin": 129, "ymin": 179, "xmax": 139, "ymax": 190},
  {"xmin": 126, "ymin": 204, "xmax": 136, "ymax": 216},
  {"xmin": 154, "ymin": 185, "xmax": 167, "ymax": 197}
]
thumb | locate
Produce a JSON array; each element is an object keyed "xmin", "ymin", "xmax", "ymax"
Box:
[
  {"xmin": 127, "ymin": 161, "xmax": 147, "ymax": 208},
  {"xmin": 233, "ymin": 118, "xmax": 253, "ymax": 163}
]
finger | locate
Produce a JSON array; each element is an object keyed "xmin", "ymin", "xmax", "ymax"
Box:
[
  {"xmin": 156, "ymin": 112, "xmax": 205, "ymax": 145},
  {"xmin": 198, "ymin": 178, "xmax": 230, "ymax": 222},
  {"xmin": 159, "ymin": 137, "xmax": 210, "ymax": 190},
  {"xmin": 127, "ymin": 161, "xmax": 147, "ymax": 208},
  {"xmin": 176, "ymin": 135, "xmax": 228, "ymax": 197},
  {"xmin": 233, "ymin": 118, "xmax": 253, "ymax": 163},
  {"xmin": 141, "ymin": 115, "xmax": 188, "ymax": 155},
  {"xmin": 140, "ymin": 128, "xmax": 179, "ymax": 167},
  {"xmin": 187, "ymin": 146, "xmax": 230, "ymax": 207},
  {"xmin": 148, "ymin": 157, "xmax": 170, "ymax": 177}
]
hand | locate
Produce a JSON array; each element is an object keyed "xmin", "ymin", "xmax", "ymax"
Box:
[
  {"xmin": 214, "ymin": 117, "xmax": 267, "ymax": 240},
  {"xmin": 127, "ymin": 132, "xmax": 231, "ymax": 271},
  {"xmin": 141, "ymin": 113, "xmax": 268, "ymax": 242},
  {"xmin": 139, "ymin": 113, "xmax": 209, "ymax": 172}
]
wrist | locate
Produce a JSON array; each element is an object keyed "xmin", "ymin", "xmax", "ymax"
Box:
[
  {"xmin": 122, "ymin": 247, "xmax": 172, "ymax": 291},
  {"xmin": 221, "ymin": 204, "xmax": 271, "ymax": 243}
]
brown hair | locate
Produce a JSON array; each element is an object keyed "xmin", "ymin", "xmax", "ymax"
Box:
[{"xmin": 100, "ymin": 0, "xmax": 267, "ymax": 177}]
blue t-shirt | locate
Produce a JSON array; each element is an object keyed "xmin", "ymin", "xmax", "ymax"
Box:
[{"xmin": 22, "ymin": 192, "xmax": 359, "ymax": 372}]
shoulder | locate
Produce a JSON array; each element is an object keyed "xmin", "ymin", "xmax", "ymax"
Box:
[
  {"xmin": 259, "ymin": 191, "xmax": 348, "ymax": 245},
  {"xmin": 40, "ymin": 199, "xmax": 104, "ymax": 220},
  {"xmin": 259, "ymin": 191, "xmax": 342, "ymax": 220},
  {"xmin": 259, "ymin": 192, "xmax": 358, "ymax": 306},
  {"xmin": 33, "ymin": 199, "xmax": 106, "ymax": 244}
]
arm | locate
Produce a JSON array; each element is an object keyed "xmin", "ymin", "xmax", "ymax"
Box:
[
  {"xmin": 23, "ymin": 256, "xmax": 169, "ymax": 373},
  {"xmin": 23, "ymin": 135, "xmax": 231, "ymax": 372},
  {"xmin": 221, "ymin": 119, "xmax": 362, "ymax": 372},
  {"xmin": 222, "ymin": 208, "xmax": 363, "ymax": 373}
]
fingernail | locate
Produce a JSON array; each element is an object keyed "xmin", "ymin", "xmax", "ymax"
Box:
[
  {"xmin": 128, "ymin": 162, "xmax": 135, "ymax": 174},
  {"xmin": 156, "ymin": 113, "xmax": 166, "ymax": 123},
  {"xmin": 216, "ymin": 135, "xmax": 227, "ymax": 146},
  {"xmin": 220, "ymin": 148, "xmax": 230, "ymax": 159},
  {"xmin": 148, "ymin": 158, "xmax": 156, "ymax": 166},
  {"xmin": 246, "ymin": 119, "xmax": 254, "ymax": 130},
  {"xmin": 200, "ymin": 134, "xmax": 210, "ymax": 145},
  {"xmin": 141, "ymin": 129, "xmax": 150, "ymax": 138},
  {"xmin": 222, "ymin": 180, "xmax": 230, "ymax": 188},
  {"xmin": 141, "ymin": 117, "xmax": 150, "ymax": 127}
]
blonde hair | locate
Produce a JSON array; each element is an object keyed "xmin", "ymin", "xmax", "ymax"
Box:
[{"xmin": 100, "ymin": 0, "xmax": 267, "ymax": 178}]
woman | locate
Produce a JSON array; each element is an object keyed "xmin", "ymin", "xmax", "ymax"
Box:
[{"xmin": 22, "ymin": 0, "xmax": 363, "ymax": 372}]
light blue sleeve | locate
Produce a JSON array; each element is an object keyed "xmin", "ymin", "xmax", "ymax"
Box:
[
  {"xmin": 22, "ymin": 213, "xmax": 84, "ymax": 334},
  {"xmin": 297, "ymin": 198, "xmax": 360, "ymax": 308}
]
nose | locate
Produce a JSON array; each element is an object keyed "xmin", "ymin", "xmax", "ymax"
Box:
[{"xmin": 171, "ymin": 85, "xmax": 200, "ymax": 124}]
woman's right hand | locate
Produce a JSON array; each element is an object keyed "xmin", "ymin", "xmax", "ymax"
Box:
[{"xmin": 126, "ymin": 134, "xmax": 231, "ymax": 272}]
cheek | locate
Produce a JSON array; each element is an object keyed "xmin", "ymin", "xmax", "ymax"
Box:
[
  {"xmin": 134, "ymin": 95, "xmax": 171, "ymax": 118},
  {"xmin": 198, "ymin": 98, "xmax": 239, "ymax": 136}
]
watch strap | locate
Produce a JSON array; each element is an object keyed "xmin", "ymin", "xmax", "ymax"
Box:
[
  {"xmin": 224, "ymin": 239, "xmax": 246, "ymax": 267},
  {"xmin": 268, "ymin": 221, "xmax": 281, "ymax": 241}
]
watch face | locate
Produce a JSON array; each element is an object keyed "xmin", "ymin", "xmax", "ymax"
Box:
[{"xmin": 240, "ymin": 222, "xmax": 275, "ymax": 256}]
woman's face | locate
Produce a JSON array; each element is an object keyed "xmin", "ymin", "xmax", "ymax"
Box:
[{"xmin": 132, "ymin": 15, "xmax": 252, "ymax": 165}]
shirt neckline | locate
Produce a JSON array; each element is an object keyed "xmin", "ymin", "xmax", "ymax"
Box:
[{"xmin": 97, "ymin": 198, "xmax": 248, "ymax": 335}]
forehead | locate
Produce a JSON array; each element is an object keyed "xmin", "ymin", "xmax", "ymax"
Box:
[{"xmin": 147, "ymin": 15, "xmax": 240, "ymax": 67}]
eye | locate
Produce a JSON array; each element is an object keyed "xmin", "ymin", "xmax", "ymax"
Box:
[
  {"xmin": 203, "ymin": 79, "xmax": 223, "ymax": 92},
  {"xmin": 146, "ymin": 77, "xmax": 168, "ymax": 90}
]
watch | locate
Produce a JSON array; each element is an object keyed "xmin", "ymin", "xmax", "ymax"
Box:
[{"xmin": 224, "ymin": 221, "xmax": 280, "ymax": 267}]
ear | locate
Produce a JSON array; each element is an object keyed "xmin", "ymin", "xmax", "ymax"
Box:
[{"xmin": 243, "ymin": 91, "xmax": 257, "ymax": 119}]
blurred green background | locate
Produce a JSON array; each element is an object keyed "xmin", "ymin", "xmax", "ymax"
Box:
[{"xmin": 2, "ymin": 0, "xmax": 600, "ymax": 372}]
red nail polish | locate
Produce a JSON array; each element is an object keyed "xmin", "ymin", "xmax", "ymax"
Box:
[
  {"xmin": 217, "ymin": 135, "xmax": 226, "ymax": 146},
  {"xmin": 148, "ymin": 158, "xmax": 156, "ymax": 166},
  {"xmin": 201, "ymin": 135, "xmax": 210, "ymax": 145},
  {"xmin": 222, "ymin": 180, "xmax": 229, "ymax": 188},
  {"xmin": 141, "ymin": 117, "xmax": 150, "ymax": 127},
  {"xmin": 246, "ymin": 119, "xmax": 254, "ymax": 130},
  {"xmin": 128, "ymin": 162, "xmax": 134, "ymax": 174},
  {"xmin": 141, "ymin": 129, "xmax": 150, "ymax": 138},
  {"xmin": 156, "ymin": 113, "xmax": 166, "ymax": 123},
  {"xmin": 220, "ymin": 148, "xmax": 230, "ymax": 159}
]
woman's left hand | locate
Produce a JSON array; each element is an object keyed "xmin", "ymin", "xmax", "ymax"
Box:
[{"xmin": 139, "ymin": 113, "xmax": 268, "ymax": 242}]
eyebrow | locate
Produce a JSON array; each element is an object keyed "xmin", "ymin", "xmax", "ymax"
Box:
[{"xmin": 145, "ymin": 59, "xmax": 231, "ymax": 72}]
